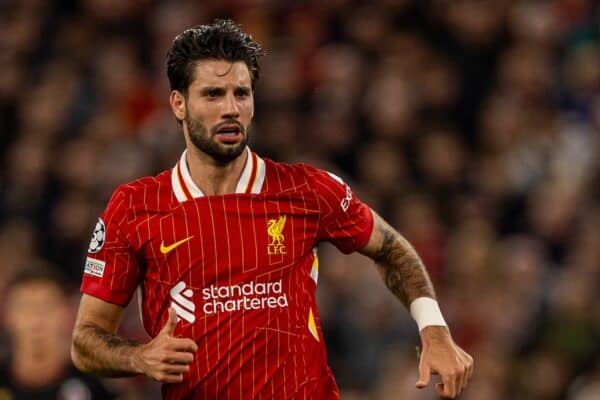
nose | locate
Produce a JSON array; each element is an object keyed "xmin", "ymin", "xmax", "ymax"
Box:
[{"xmin": 222, "ymin": 92, "xmax": 240, "ymax": 119}]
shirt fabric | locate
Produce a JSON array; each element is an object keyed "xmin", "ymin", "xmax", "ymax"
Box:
[{"xmin": 81, "ymin": 148, "xmax": 374, "ymax": 400}]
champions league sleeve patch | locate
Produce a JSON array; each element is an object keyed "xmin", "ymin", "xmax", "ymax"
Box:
[{"xmin": 88, "ymin": 218, "xmax": 106, "ymax": 253}]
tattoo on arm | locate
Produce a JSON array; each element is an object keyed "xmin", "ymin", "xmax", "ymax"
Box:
[
  {"xmin": 367, "ymin": 213, "xmax": 435, "ymax": 307},
  {"xmin": 72, "ymin": 323, "xmax": 141, "ymax": 377}
]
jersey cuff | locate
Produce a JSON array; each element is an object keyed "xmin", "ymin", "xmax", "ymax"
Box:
[
  {"xmin": 339, "ymin": 205, "xmax": 375, "ymax": 254},
  {"xmin": 80, "ymin": 281, "xmax": 131, "ymax": 306}
]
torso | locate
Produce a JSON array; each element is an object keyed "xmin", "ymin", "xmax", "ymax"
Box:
[{"xmin": 82, "ymin": 150, "xmax": 373, "ymax": 399}]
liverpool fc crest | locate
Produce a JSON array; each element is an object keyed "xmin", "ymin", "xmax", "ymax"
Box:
[{"xmin": 267, "ymin": 216, "xmax": 287, "ymax": 255}]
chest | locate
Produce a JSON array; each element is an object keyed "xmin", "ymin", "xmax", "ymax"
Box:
[{"xmin": 135, "ymin": 194, "xmax": 320, "ymax": 283}]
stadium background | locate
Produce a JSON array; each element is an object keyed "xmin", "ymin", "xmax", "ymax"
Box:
[{"xmin": 0, "ymin": 0, "xmax": 599, "ymax": 398}]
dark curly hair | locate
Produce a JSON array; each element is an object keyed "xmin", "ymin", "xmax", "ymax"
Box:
[{"xmin": 166, "ymin": 19, "xmax": 265, "ymax": 93}]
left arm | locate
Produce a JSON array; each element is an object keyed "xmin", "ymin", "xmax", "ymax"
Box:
[
  {"xmin": 359, "ymin": 209, "xmax": 474, "ymax": 399},
  {"xmin": 359, "ymin": 209, "xmax": 435, "ymax": 307}
]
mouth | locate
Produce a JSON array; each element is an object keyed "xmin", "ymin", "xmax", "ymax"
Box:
[{"xmin": 215, "ymin": 123, "xmax": 243, "ymax": 144}]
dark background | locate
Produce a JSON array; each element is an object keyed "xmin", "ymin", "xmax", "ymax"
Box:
[{"xmin": 1, "ymin": 0, "xmax": 599, "ymax": 398}]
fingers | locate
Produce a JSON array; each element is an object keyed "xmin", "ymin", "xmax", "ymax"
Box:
[
  {"xmin": 150, "ymin": 351, "xmax": 195, "ymax": 383},
  {"xmin": 158, "ymin": 310, "xmax": 197, "ymax": 352},
  {"xmin": 452, "ymin": 348, "xmax": 473, "ymax": 397},
  {"xmin": 171, "ymin": 337, "xmax": 199, "ymax": 353},
  {"xmin": 143, "ymin": 310, "xmax": 199, "ymax": 384},
  {"xmin": 415, "ymin": 356, "xmax": 431, "ymax": 389},
  {"xmin": 440, "ymin": 367, "xmax": 457, "ymax": 399},
  {"xmin": 157, "ymin": 372, "xmax": 185, "ymax": 384},
  {"xmin": 416, "ymin": 342, "xmax": 474, "ymax": 399},
  {"xmin": 457, "ymin": 362, "xmax": 467, "ymax": 397},
  {"xmin": 436, "ymin": 382, "xmax": 444, "ymax": 397},
  {"xmin": 460, "ymin": 372, "xmax": 468, "ymax": 396},
  {"xmin": 447, "ymin": 357, "xmax": 466, "ymax": 398},
  {"xmin": 466, "ymin": 350, "xmax": 474, "ymax": 382},
  {"xmin": 437, "ymin": 354, "xmax": 472, "ymax": 399},
  {"xmin": 164, "ymin": 351, "xmax": 195, "ymax": 365},
  {"xmin": 462, "ymin": 350, "xmax": 474, "ymax": 392},
  {"xmin": 160, "ymin": 307, "xmax": 178, "ymax": 336},
  {"xmin": 163, "ymin": 363, "xmax": 191, "ymax": 374}
]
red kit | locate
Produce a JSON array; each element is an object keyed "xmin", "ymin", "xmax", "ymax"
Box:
[{"xmin": 81, "ymin": 148, "xmax": 374, "ymax": 399}]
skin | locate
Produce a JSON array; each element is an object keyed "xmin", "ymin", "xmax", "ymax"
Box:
[
  {"xmin": 72, "ymin": 298, "xmax": 196, "ymax": 382},
  {"xmin": 169, "ymin": 60, "xmax": 254, "ymax": 195},
  {"xmin": 71, "ymin": 58, "xmax": 473, "ymax": 398},
  {"xmin": 5, "ymin": 281, "xmax": 71, "ymax": 387},
  {"xmin": 359, "ymin": 212, "xmax": 473, "ymax": 398}
]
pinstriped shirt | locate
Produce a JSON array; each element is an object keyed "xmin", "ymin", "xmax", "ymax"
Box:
[{"xmin": 81, "ymin": 147, "xmax": 374, "ymax": 400}]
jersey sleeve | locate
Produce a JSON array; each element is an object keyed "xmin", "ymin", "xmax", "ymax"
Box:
[
  {"xmin": 80, "ymin": 186, "xmax": 141, "ymax": 306},
  {"xmin": 308, "ymin": 167, "xmax": 374, "ymax": 254}
]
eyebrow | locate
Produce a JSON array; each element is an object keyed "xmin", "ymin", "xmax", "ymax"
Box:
[
  {"xmin": 199, "ymin": 86, "xmax": 251, "ymax": 95},
  {"xmin": 200, "ymin": 86, "xmax": 225, "ymax": 95},
  {"xmin": 235, "ymin": 86, "xmax": 252, "ymax": 94}
]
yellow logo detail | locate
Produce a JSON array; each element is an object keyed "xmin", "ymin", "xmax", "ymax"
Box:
[
  {"xmin": 308, "ymin": 307, "xmax": 320, "ymax": 341},
  {"xmin": 267, "ymin": 215, "xmax": 287, "ymax": 255},
  {"xmin": 160, "ymin": 236, "xmax": 193, "ymax": 254}
]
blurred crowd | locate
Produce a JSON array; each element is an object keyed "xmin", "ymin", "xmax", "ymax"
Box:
[{"xmin": 1, "ymin": 0, "xmax": 599, "ymax": 399}]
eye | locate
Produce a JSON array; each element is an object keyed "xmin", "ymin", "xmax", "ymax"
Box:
[
  {"xmin": 208, "ymin": 89, "xmax": 219, "ymax": 97},
  {"xmin": 235, "ymin": 89, "xmax": 250, "ymax": 97}
]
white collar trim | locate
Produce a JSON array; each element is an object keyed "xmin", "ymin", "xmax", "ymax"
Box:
[{"xmin": 171, "ymin": 147, "xmax": 266, "ymax": 202}]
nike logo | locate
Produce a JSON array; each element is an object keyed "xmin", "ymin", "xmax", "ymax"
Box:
[{"xmin": 160, "ymin": 236, "xmax": 193, "ymax": 254}]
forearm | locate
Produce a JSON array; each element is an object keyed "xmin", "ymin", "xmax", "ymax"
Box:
[
  {"xmin": 71, "ymin": 322, "xmax": 143, "ymax": 377},
  {"xmin": 364, "ymin": 213, "xmax": 436, "ymax": 307}
]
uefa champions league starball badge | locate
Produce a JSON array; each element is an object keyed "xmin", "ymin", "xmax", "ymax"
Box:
[{"xmin": 88, "ymin": 218, "xmax": 106, "ymax": 253}]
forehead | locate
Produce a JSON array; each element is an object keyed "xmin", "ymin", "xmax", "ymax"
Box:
[{"xmin": 190, "ymin": 59, "xmax": 251, "ymax": 88}]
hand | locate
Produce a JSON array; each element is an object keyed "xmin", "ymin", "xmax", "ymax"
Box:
[
  {"xmin": 135, "ymin": 308, "xmax": 198, "ymax": 383},
  {"xmin": 416, "ymin": 326, "xmax": 473, "ymax": 399}
]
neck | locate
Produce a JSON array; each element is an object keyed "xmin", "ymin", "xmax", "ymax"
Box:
[{"xmin": 186, "ymin": 145, "xmax": 248, "ymax": 196}]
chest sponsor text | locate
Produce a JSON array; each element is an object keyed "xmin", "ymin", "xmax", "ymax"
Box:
[{"xmin": 202, "ymin": 279, "xmax": 288, "ymax": 314}]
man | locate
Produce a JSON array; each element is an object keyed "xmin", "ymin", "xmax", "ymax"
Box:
[
  {"xmin": 71, "ymin": 19, "xmax": 473, "ymax": 399},
  {"xmin": 1, "ymin": 264, "xmax": 115, "ymax": 400}
]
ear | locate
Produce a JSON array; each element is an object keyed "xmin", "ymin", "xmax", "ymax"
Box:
[{"xmin": 169, "ymin": 90, "xmax": 186, "ymax": 121}]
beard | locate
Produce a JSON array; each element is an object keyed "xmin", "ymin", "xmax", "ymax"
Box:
[{"xmin": 185, "ymin": 116, "xmax": 249, "ymax": 164}]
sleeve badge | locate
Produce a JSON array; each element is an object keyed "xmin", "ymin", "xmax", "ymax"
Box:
[{"xmin": 88, "ymin": 218, "xmax": 106, "ymax": 253}]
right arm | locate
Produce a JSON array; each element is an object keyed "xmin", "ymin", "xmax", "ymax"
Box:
[{"xmin": 71, "ymin": 294, "xmax": 198, "ymax": 383}]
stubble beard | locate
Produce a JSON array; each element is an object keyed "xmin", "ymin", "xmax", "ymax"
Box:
[{"xmin": 185, "ymin": 116, "xmax": 249, "ymax": 164}]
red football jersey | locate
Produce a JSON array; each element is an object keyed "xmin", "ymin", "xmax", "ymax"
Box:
[{"xmin": 81, "ymin": 148, "xmax": 374, "ymax": 400}]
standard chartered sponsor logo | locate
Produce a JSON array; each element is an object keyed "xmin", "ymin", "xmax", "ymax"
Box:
[
  {"xmin": 202, "ymin": 279, "xmax": 288, "ymax": 314},
  {"xmin": 170, "ymin": 281, "xmax": 196, "ymax": 323}
]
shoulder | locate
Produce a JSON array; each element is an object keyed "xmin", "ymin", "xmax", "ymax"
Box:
[
  {"xmin": 115, "ymin": 170, "xmax": 171, "ymax": 198},
  {"xmin": 106, "ymin": 169, "xmax": 173, "ymax": 210},
  {"xmin": 263, "ymin": 158, "xmax": 344, "ymax": 192}
]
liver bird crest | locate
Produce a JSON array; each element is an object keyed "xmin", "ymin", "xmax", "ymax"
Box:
[{"xmin": 267, "ymin": 216, "xmax": 286, "ymax": 246}]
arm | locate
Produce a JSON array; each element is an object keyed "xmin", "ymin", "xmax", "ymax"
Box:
[
  {"xmin": 359, "ymin": 210, "xmax": 473, "ymax": 399},
  {"xmin": 359, "ymin": 210, "xmax": 435, "ymax": 307},
  {"xmin": 71, "ymin": 294, "xmax": 140, "ymax": 377},
  {"xmin": 71, "ymin": 294, "xmax": 198, "ymax": 383}
]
